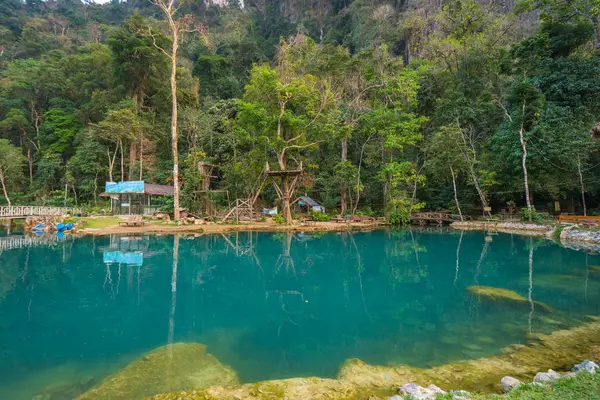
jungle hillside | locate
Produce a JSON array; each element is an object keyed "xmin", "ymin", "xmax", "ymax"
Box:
[{"xmin": 1, "ymin": 0, "xmax": 600, "ymax": 222}]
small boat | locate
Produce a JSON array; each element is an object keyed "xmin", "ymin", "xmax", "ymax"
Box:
[{"xmin": 31, "ymin": 223, "xmax": 44, "ymax": 232}]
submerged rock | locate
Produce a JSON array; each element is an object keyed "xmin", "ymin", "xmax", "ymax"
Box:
[
  {"xmin": 533, "ymin": 369, "xmax": 560, "ymax": 383},
  {"xmin": 573, "ymin": 360, "xmax": 599, "ymax": 374},
  {"xmin": 500, "ymin": 376, "xmax": 521, "ymax": 393},
  {"xmin": 466, "ymin": 286, "xmax": 553, "ymax": 312},
  {"xmin": 77, "ymin": 343, "xmax": 238, "ymax": 400},
  {"xmin": 152, "ymin": 319, "xmax": 600, "ymax": 399},
  {"xmin": 398, "ymin": 383, "xmax": 446, "ymax": 399}
]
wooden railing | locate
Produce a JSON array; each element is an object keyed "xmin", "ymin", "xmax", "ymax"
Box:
[
  {"xmin": 412, "ymin": 212, "xmax": 465, "ymax": 221},
  {"xmin": 558, "ymin": 215, "xmax": 600, "ymax": 224},
  {"xmin": 0, "ymin": 235, "xmax": 62, "ymax": 252},
  {"xmin": 0, "ymin": 206, "xmax": 82, "ymax": 218},
  {"xmin": 411, "ymin": 212, "xmax": 468, "ymax": 226}
]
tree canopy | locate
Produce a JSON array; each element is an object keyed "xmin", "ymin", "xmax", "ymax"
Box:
[{"xmin": 0, "ymin": 0, "xmax": 599, "ymax": 218}]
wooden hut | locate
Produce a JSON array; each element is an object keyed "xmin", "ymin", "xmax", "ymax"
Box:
[{"xmin": 99, "ymin": 181, "xmax": 173, "ymax": 216}]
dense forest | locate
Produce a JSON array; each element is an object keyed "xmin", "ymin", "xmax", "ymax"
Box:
[{"xmin": 1, "ymin": 0, "xmax": 600, "ymax": 222}]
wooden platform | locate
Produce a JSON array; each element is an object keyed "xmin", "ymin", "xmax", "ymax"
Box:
[
  {"xmin": 411, "ymin": 212, "xmax": 465, "ymax": 227},
  {"xmin": 558, "ymin": 215, "xmax": 600, "ymax": 224}
]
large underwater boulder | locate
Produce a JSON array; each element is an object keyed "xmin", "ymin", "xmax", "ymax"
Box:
[
  {"xmin": 77, "ymin": 342, "xmax": 238, "ymax": 400},
  {"xmin": 466, "ymin": 286, "xmax": 553, "ymax": 312}
]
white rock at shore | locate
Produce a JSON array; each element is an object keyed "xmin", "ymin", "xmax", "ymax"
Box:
[{"xmin": 500, "ymin": 376, "xmax": 522, "ymax": 393}]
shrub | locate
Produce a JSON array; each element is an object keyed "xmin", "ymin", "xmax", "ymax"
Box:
[
  {"xmin": 521, "ymin": 207, "xmax": 547, "ymax": 223},
  {"xmin": 310, "ymin": 211, "xmax": 330, "ymax": 221},
  {"xmin": 389, "ymin": 209, "xmax": 411, "ymax": 226},
  {"xmin": 273, "ymin": 214, "xmax": 285, "ymax": 224}
]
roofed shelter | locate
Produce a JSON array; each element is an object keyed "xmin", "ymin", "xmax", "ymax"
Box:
[
  {"xmin": 293, "ymin": 195, "xmax": 325, "ymax": 213},
  {"xmin": 100, "ymin": 181, "xmax": 173, "ymax": 216}
]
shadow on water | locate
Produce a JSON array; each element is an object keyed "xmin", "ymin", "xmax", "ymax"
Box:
[{"xmin": 0, "ymin": 228, "xmax": 599, "ymax": 399}]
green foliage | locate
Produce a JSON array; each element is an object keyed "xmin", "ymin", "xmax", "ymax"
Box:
[
  {"xmin": 521, "ymin": 207, "xmax": 551, "ymax": 223},
  {"xmin": 0, "ymin": 139, "xmax": 26, "ymax": 204},
  {"xmin": 309, "ymin": 211, "xmax": 330, "ymax": 221},
  {"xmin": 272, "ymin": 213, "xmax": 285, "ymax": 224},
  {"xmin": 0, "ymin": 0, "xmax": 597, "ymax": 217},
  {"xmin": 388, "ymin": 209, "xmax": 411, "ymax": 226}
]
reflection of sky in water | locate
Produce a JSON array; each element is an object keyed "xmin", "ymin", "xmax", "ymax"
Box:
[{"xmin": 0, "ymin": 230, "xmax": 598, "ymax": 399}]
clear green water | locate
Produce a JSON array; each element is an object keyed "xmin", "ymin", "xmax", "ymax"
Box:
[{"xmin": 0, "ymin": 229, "xmax": 599, "ymax": 399}]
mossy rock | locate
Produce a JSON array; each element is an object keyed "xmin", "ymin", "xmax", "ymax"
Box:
[
  {"xmin": 151, "ymin": 319, "xmax": 600, "ymax": 399},
  {"xmin": 467, "ymin": 286, "xmax": 553, "ymax": 312},
  {"xmin": 78, "ymin": 343, "xmax": 238, "ymax": 400}
]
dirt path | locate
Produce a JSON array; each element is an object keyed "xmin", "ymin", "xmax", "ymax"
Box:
[{"xmin": 78, "ymin": 220, "xmax": 387, "ymax": 236}]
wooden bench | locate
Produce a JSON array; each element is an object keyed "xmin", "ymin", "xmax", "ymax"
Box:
[
  {"xmin": 557, "ymin": 215, "xmax": 600, "ymax": 225},
  {"xmin": 333, "ymin": 215, "xmax": 352, "ymax": 224},
  {"xmin": 303, "ymin": 217, "xmax": 316, "ymax": 226},
  {"xmin": 119, "ymin": 215, "xmax": 146, "ymax": 227}
]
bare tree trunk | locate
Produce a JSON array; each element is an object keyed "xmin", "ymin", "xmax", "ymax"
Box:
[
  {"xmin": 460, "ymin": 130, "xmax": 490, "ymax": 217},
  {"xmin": 466, "ymin": 160, "xmax": 489, "ymax": 217},
  {"xmin": 27, "ymin": 149, "xmax": 33, "ymax": 186},
  {"xmin": 340, "ymin": 137, "xmax": 347, "ymax": 214},
  {"xmin": 128, "ymin": 141, "xmax": 137, "ymax": 181},
  {"xmin": 107, "ymin": 148, "xmax": 113, "ymax": 182},
  {"xmin": 119, "ymin": 140, "xmax": 124, "ymax": 182},
  {"xmin": 139, "ymin": 132, "xmax": 144, "ymax": 181},
  {"xmin": 578, "ymin": 155, "xmax": 587, "ymax": 216},
  {"xmin": 93, "ymin": 173, "xmax": 98, "ymax": 206},
  {"xmin": 170, "ymin": 27, "xmax": 181, "ymax": 220},
  {"xmin": 282, "ymin": 175, "xmax": 292, "ymax": 224},
  {"xmin": 107, "ymin": 143, "xmax": 119, "ymax": 182},
  {"xmin": 450, "ymin": 165, "xmax": 463, "ymax": 221},
  {"xmin": 518, "ymin": 103, "xmax": 532, "ymax": 222},
  {"xmin": 0, "ymin": 173, "xmax": 11, "ymax": 207},
  {"xmin": 353, "ymin": 134, "xmax": 374, "ymax": 214},
  {"xmin": 593, "ymin": 20, "xmax": 600, "ymax": 49}
]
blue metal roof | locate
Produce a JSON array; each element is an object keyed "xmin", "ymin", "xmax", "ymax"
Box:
[{"xmin": 299, "ymin": 196, "xmax": 320, "ymax": 207}]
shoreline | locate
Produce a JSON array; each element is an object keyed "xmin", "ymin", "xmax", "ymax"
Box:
[
  {"xmin": 451, "ymin": 220, "xmax": 600, "ymax": 252},
  {"xmin": 450, "ymin": 221, "xmax": 555, "ymax": 237},
  {"xmin": 77, "ymin": 220, "xmax": 388, "ymax": 236}
]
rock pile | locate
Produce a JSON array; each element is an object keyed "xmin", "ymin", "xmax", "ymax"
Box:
[{"xmin": 385, "ymin": 360, "xmax": 598, "ymax": 399}]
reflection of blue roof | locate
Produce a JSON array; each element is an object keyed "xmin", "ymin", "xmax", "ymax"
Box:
[
  {"xmin": 103, "ymin": 251, "xmax": 144, "ymax": 265},
  {"xmin": 299, "ymin": 196, "xmax": 320, "ymax": 207}
]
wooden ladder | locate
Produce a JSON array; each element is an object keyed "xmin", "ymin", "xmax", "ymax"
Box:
[{"xmin": 221, "ymin": 198, "xmax": 254, "ymax": 223}]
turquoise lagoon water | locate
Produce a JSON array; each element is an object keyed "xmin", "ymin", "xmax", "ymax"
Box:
[{"xmin": 0, "ymin": 229, "xmax": 599, "ymax": 399}]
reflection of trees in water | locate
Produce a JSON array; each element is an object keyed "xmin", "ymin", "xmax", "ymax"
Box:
[
  {"xmin": 527, "ymin": 237, "xmax": 534, "ymax": 334},
  {"xmin": 469, "ymin": 236, "xmax": 490, "ymax": 319},
  {"xmin": 168, "ymin": 235, "xmax": 179, "ymax": 363},
  {"xmin": 454, "ymin": 231, "xmax": 463, "ymax": 285},
  {"xmin": 383, "ymin": 229, "xmax": 428, "ymax": 284},
  {"xmin": 348, "ymin": 232, "xmax": 371, "ymax": 319}
]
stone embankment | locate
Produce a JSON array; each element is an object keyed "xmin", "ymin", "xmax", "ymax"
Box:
[
  {"xmin": 450, "ymin": 221, "xmax": 554, "ymax": 237},
  {"xmin": 451, "ymin": 220, "xmax": 600, "ymax": 249},
  {"xmin": 559, "ymin": 225, "xmax": 600, "ymax": 248},
  {"xmin": 384, "ymin": 360, "xmax": 598, "ymax": 400}
]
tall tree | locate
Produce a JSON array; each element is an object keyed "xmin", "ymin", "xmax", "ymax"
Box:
[
  {"xmin": 146, "ymin": 0, "xmax": 205, "ymax": 220},
  {"xmin": 237, "ymin": 63, "xmax": 341, "ymax": 224},
  {"xmin": 0, "ymin": 139, "xmax": 25, "ymax": 206}
]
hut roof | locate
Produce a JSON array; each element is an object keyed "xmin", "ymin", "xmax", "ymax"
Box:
[
  {"xmin": 297, "ymin": 196, "xmax": 321, "ymax": 207},
  {"xmin": 102, "ymin": 181, "xmax": 174, "ymax": 196},
  {"xmin": 143, "ymin": 184, "xmax": 174, "ymax": 196}
]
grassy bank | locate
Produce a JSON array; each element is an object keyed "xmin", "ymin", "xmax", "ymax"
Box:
[{"xmin": 438, "ymin": 372, "xmax": 600, "ymax": 399}]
